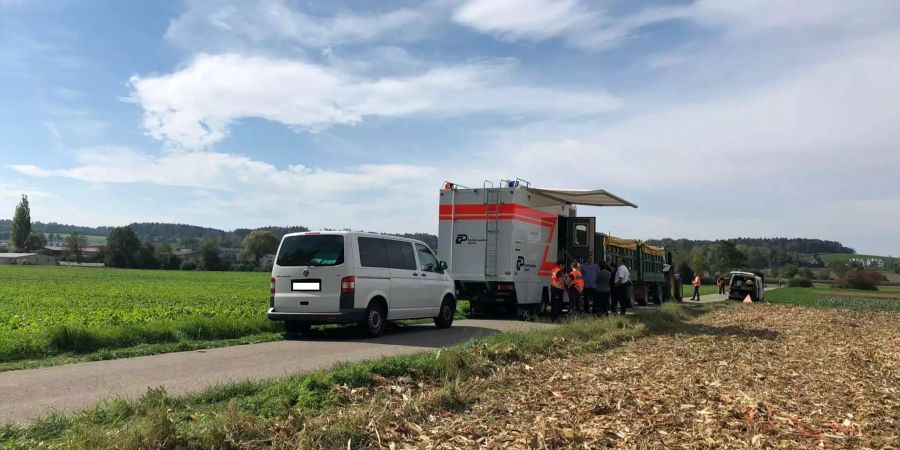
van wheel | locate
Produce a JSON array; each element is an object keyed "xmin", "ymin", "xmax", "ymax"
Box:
[
  {"xmin": 283, "ymin": 321, "xmax": 310, "ymax": 335},
  {"xmin": 434, "ymin": 298, "xmax": 455, "ymax": 329},
  {"xmin": 360, "ymin": 302, "xmax": 386, "ymax": 337}
]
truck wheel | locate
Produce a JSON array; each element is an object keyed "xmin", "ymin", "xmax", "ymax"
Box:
[
  {"xmin": 283, "ymin": 321, "xmax": 311, "ymax": 336},
  {"xmin": 434, "ymin": 297, "xmax": 455, "ymax": 329},
  {"xmin": 359, "ymin": 301, "xmax": 386, "ymax": 337}
]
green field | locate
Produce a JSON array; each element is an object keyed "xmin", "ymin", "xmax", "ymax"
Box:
[
  {"xmin": 53, "ymin": 234, "xmax": 107, "ymax": 245},
  {"xmin": 0, "ymin": 266, "xmax": 470, "ymax": 369},
  {"xmin": 0, "ymin": 266, "xmax": 278, "ymax": 366},
  {"xmin": 681, "ymin": 284, "xmax": 718, "ymax": 299},
  {"xmin": 766, "ymin": 285, "xmax": 900, "ymax": 312}
]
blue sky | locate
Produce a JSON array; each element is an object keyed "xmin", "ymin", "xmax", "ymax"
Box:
[{"xmin": 1, "ymin": 0, "xmax": 899, "ymax": 255}]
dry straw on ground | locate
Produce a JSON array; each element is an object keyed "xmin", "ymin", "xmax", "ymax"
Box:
[{"xmin": 334, "ymin": 305, "xmax": 899, "ymax": 449}]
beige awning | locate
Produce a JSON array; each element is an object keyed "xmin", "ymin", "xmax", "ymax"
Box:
[{"xmin": 526, "ymin": 188, "xmax": 638, "ymax": 208}]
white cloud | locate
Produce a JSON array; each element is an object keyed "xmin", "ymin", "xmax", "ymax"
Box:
[
  {"xmin": 165, "ymin": 0, "xmax": 440, "ymax": 51},
  {"xmin": 0, "ymin": 183, "xmax": 55, "ymax": 199},
  {"xmin": 452, "ymin": 0, "xmax": 690, "ymax": 50},
  {"xmin": 453, "ymin": 0, "xmax": 595, "ymax": 42},
  {"xmin": 468, "ymin": 31, "xmax": 900, "ymax": 188},
  {"xmin": 453, "ymin": 0, "xmax": 900, "ymax": 51},
  {"xmin": 127, "ymin": 53, "xmax": 621, "ymax": 149},
  {"xmin": 7, "ymin": 147, "xmax": 441, "ymax": 231}
]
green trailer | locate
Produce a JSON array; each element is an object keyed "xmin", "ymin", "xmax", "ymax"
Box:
[{"xmin": 592, "ymin": 233, "xmax": 677, "ymax": 305}]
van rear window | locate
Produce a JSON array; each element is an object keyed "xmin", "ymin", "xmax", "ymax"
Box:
[{"xmin": 276, "ymin": 235, "xmax": 344, "ymax": 267}]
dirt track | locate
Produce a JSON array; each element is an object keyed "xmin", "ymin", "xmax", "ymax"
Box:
[{"xmin": 0, "ymin": 319, "xmax": 551, "ymax": 425}]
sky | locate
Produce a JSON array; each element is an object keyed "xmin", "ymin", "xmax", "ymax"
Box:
[{"xmin": 1, "ymin": 0, "xmax": 898, "ymax": 256}]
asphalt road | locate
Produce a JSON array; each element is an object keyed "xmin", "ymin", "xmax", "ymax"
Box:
[{"xmin": 0, "ymin": 319, "xmax": 552, "ymax": 425}]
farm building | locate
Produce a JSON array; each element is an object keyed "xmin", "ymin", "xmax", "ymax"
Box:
[{"xmin": 0, "ymin": 253, "xmax": 59, "ymax": 265}]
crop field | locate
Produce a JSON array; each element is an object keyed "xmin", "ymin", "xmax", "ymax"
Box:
[
  {"xmin": 0, "ymin": 266, "xmax": 276, "ymax": 366},
  {"xmin": 766, "ymin": 285, "xmax": 900, "ymax": 312}
]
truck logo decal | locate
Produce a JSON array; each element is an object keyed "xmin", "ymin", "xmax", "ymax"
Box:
[
  {"xmin": 455, "ymin": 234, "xmax": 468, "ymax": 244},
  {"xmin": 516, "ymin": 256, "xmax": 537, "ymax": 272}
]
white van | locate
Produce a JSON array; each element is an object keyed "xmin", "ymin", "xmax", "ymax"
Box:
[{"xmin": 267, "ymin": 231, "xmax": 456, "ymax": 337}]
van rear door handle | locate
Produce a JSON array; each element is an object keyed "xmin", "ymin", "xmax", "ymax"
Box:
[
  {"xmin": 412, "ymin": 273, "xmax": 419, "ymax": 276},
  {"xmin": 421, "ymin": 274, "xmax": 427, "ymax": 277}
]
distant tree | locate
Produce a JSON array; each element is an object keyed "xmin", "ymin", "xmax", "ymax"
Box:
[
  {"xmin": 690, "ymin": 245, "xmax": 709, "ymax": 274},
  {"xmin": 676, "ymin": 260, "xmax": 693, "ymax": 284},
  {"xmin": 105, "ymin": 226, "xmax": 141, "ymax": 268},
  {"xmin": 780, "ymin": 264, "xmax": 799, "ymax": 278},
  {"xmin": 713, "ymin": 241, "xmax": 747, "ymax": 273},
  {"xmin": 180, "ymin": 259, "xmax": 198, "ymax": 271},
  {"xmin": 65, "ymin": 233, "xmax": 87, "ymax": 262},
  {"xmin": 198, "ymin": 237, "xmax": 228, "ymax": 271},
  {"xmin": 240, "ymin": 230, "xmax": 279, "ymax": 265},
  {"xmin": 837, "ymin": 269, "xmax": 885, "ymax": 291},
  {"xmin": 25, "ymin": 230, "xmax": 48, "ymax": 251},
  {"xmin": 10, "ymin": 195, "xmax": 31, "ymax": 251},
  {"xmin": 134, "ymin": 241, "xmax": 159, "ymax": 269},
  {"xmin": 831, "ymin": 261, "xmax": 851, "ymax": 278},
  {"xmin": 177, "ymin": 237, "xmax": 197, "ymax": 250},
  {"xmin": 798, "ymin": 267, "xmax": 815, "ymax": 279},
  {"xmin": 156, "ymin": 243, "xmax": 181, "ymax": 270}
]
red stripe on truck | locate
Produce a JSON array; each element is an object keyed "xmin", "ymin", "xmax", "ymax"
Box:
[{"xmin": 440, "ymin": 203, "xmax": 559, "ymax": 277}]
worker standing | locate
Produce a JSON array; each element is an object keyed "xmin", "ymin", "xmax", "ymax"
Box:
[
  {"xmin": 569, "ymin": 262, "xmax": 584, "ymax": 314},
  {"xmin": 691, "ymin": 272, "xmax": 702, "ymax": 301},
  {"xmin": 613, "ymin": 258, "xmax": 631, "ymax": 315},
  {"xmin": 716, "ymin": 274, "xmax": 725, "ymax": 295},
  {"xmin": 596, "ymin": 262, "xmax": 612, "ymax": 315},
  {"xmin": 581, "ymin": 257, "xmax": 599, "ymax": 314},
  {"xmin": 549, "ymin": 260, "xmax": 566, "ymax": 321}
]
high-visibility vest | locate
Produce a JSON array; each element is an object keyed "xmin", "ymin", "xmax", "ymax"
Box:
[
  {"xmin": 571, "ymin": 269, "xmax": 584, "ymax": 292},
  {"xmin": 693, "ymin": 276, "xmax": 702, "ymax": 287},
  {"xmin": 550, "ymin": 268, "xmax": 565, "ymax": 290}
]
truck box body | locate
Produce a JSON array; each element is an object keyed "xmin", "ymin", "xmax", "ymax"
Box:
[
  {"xmin": 438, "ymin": 181, "xmax": 641, "ymax": 311},
  {"xmin": 439, "ymin": 186, "xmax": 573, "ymax": 308}
]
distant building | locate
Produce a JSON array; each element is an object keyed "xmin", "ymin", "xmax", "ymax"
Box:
[
  {"xmin": 259, "ymin": 254, "xmax": 275, "ymax": 268},
  {"xmin": 0, "ymin": 253, "xmax": 59, "ymax": 266},
  {"xmin": 174, "ymin": 248, "xmax": 197, "ymax": 258},
  {"xmin": 848, "ymin": 257, "xmax": 885, "ymax": 269},
  {"xmin": 174, "ymin": 247, "xmax": 241, "ymax": 260}
]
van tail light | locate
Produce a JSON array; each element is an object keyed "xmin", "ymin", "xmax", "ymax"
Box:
[
  {"xmin": 498, "ymin": 283, "xmax": 516, "ymax": 292},
  {"xmin": 341, "ymin": 276, "xmax": 356, "ymax": 294},
  {"xmin": 270, "ymin": 277, "xmax": 276, "ymax": 294}
]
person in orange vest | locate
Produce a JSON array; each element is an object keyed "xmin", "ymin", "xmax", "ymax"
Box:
[
  {"xmin": 549, "ymin": 260, "xmax": 566, "ymax": 321},
  {"xmin": 568, "ymin": 262, "xmax": 585, "ymax": 314},
  {"xmin": 716, "ymin": 274, "xmax": 725, "ymax": 295},
  {"xmin": 691, "ymin": 272, "xmax": 702, "ymax": 301}
]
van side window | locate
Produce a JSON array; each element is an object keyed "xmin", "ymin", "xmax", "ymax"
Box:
[
  {"xmin": 415, "ymin": 243, "xmax": 439, "ymax": 272},
  {"xmin": 385, "ymin": 240, "xmax": 417, "ymax": 270},
  {"xmin": 358, "ymin": 237, "xmax": 387, "ymax": 268}
]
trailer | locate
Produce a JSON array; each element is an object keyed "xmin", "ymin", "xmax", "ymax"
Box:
[
  {"xmin": 438, "ymin": 179, "xmax": 648, "ymax": 315},
  {"xmin": 587, "ymin": 235, "xmax": 676, "ymax": 305}
]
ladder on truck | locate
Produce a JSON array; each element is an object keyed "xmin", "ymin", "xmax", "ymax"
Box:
[{"xmin": 484, "ymin": 187, "xmax": 500, "ymax": 276}]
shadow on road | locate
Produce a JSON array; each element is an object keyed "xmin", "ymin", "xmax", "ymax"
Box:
[{"xmin": 283, "ymin": 322, "xmax": 521, "ymax": 348}]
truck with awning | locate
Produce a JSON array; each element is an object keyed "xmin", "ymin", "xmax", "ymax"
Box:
[{"xmin": 437, "ymin": 179, "xmax": 677, "ymax": 315}]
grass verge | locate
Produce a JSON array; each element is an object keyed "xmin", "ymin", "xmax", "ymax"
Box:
[{"xmin": 0, "ymin": 302, "xmax": 712, "ymax": 449}]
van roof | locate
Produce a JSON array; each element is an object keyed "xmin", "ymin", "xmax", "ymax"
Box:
[
  {"xmin": 281, "ymin": 231, "xmax": 429, "ymax": 247},
  {"xmin": 729, "ymin": 271, "xmax": 757, "ymax": 277}
]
